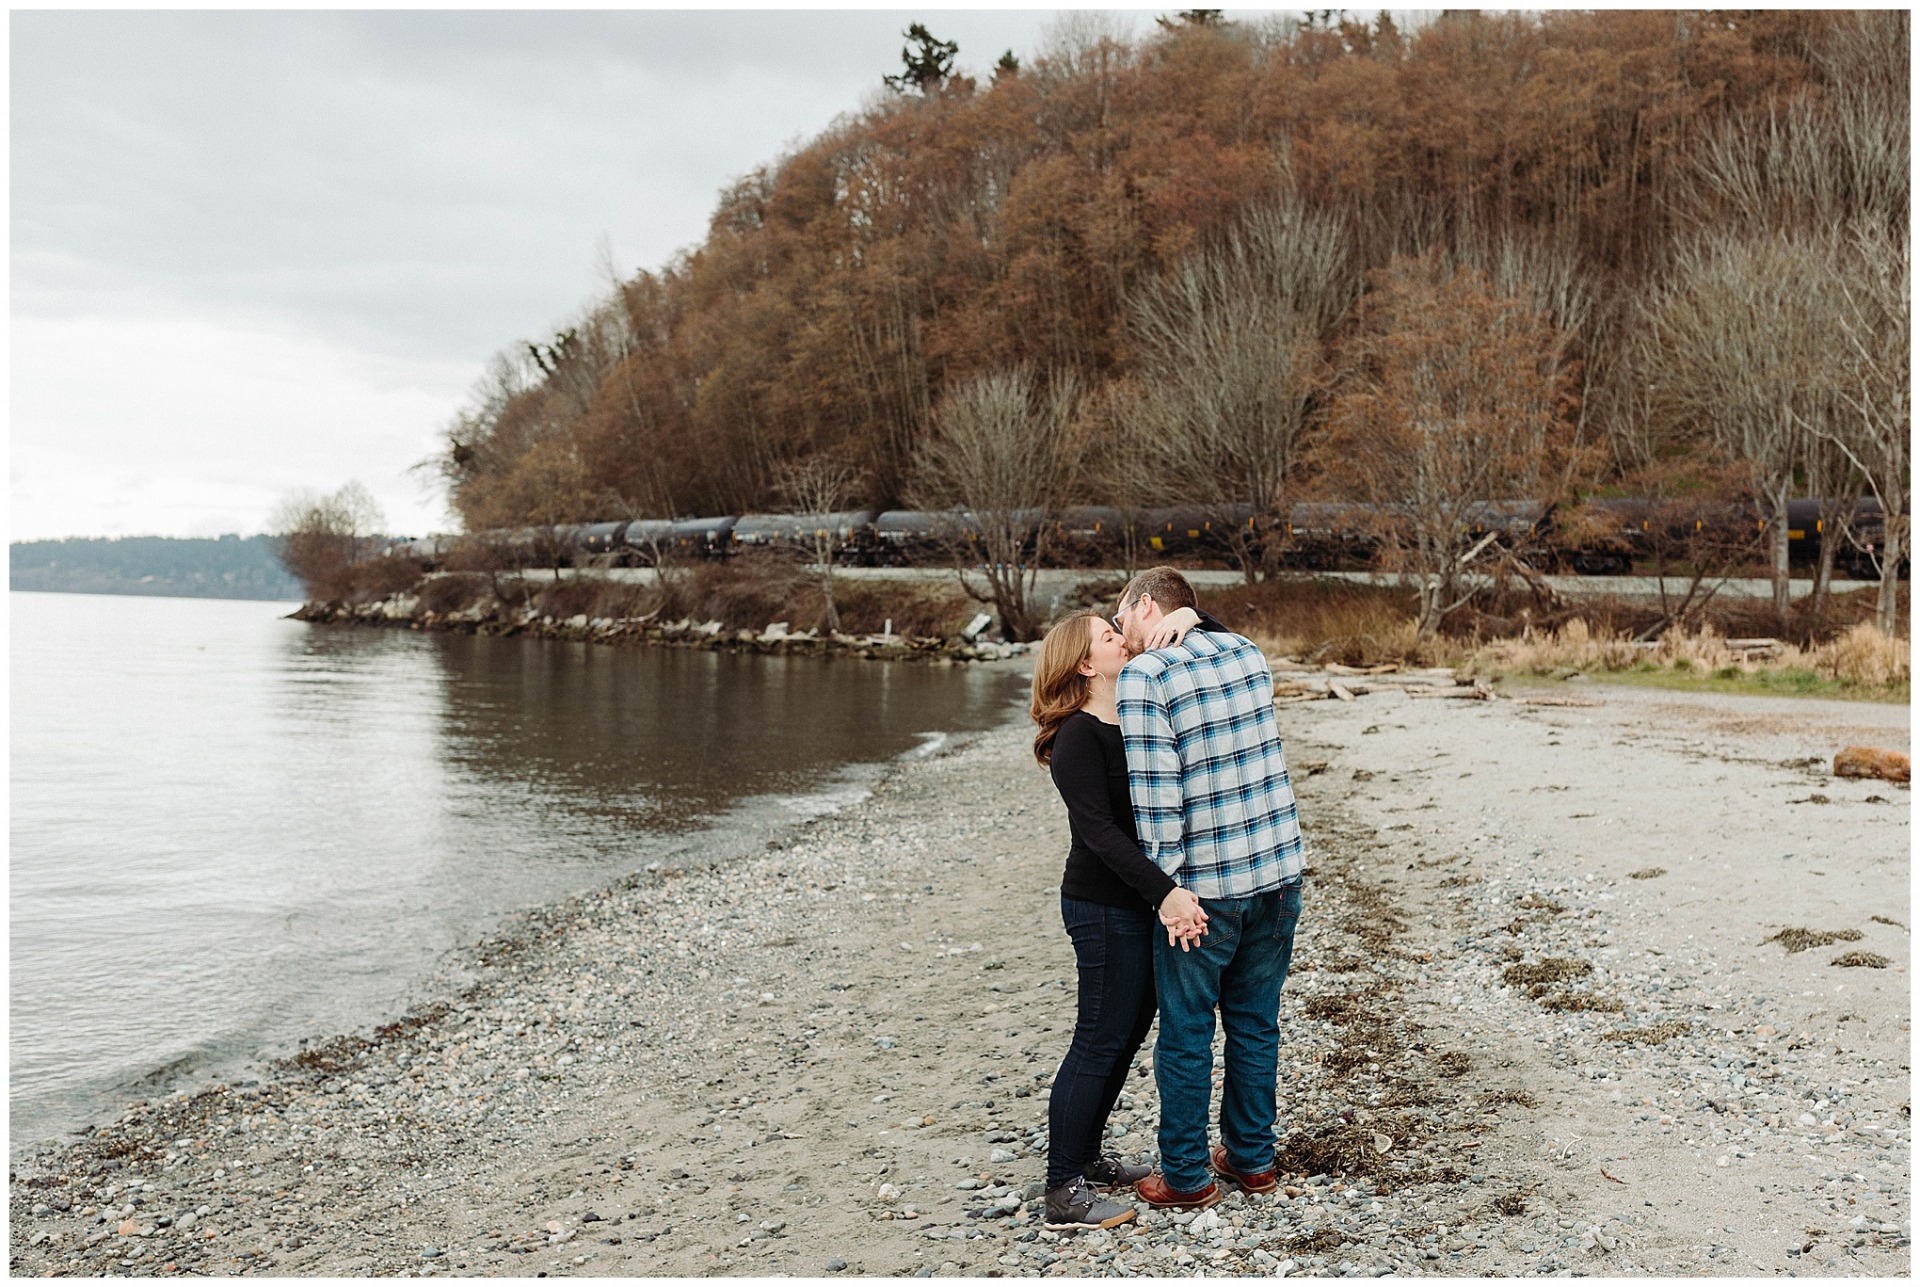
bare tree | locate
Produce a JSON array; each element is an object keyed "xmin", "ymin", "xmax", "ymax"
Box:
[
  {"xmin": 1114, "ymin": 198, "xmax": 1356, "ymax": 582},
  {"xmin": 1660, "ymin": 11, "xmax": 1906, "ymax": 628},
  {"xmin": 1640, "ymin": 230, "xmax": 1831, "ymax": 625},
  {"xmin": 772, "ymin": 451, "xmax": 864, "ymax": 632},
  {"xmin": 909, "ymin": 367, "xmax": 1081, "ymax": 641},
  {"xmin": 1319, "ymin": 256, "xmax": 1577, "ymax": 639},
  {"xmin": 1811, "ymin": 223, "xmax": 1909, "ymax": 634},
  {"xmin": 268, "ymin": 481, "xmax": 387, "ymax": 600}
]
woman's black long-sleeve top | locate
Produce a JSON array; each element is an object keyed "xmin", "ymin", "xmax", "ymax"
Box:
[{"xmin": 1048, "ymin": 612, "xmax": 1228, "ymax": 911}]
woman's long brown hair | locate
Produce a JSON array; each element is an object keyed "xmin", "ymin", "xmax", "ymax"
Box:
[{"xmin": 1030, "ymin": 612, "xmax": 1102, "ymax": 765}]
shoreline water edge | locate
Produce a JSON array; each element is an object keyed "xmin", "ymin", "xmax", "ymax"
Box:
[{"xmin": 10, "ymin": 664, "xmax": 1908, "ymax": 1278}]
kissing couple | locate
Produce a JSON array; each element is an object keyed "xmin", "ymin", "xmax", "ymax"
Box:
[{"xmin": 1028, "ymin": 566, "xmax": 1306, "ymax": 1229}]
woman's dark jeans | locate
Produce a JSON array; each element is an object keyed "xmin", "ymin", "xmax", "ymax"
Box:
[{"xmin": 1047, "ymin": 895, "xmax": 1157, "ymax": 1191}]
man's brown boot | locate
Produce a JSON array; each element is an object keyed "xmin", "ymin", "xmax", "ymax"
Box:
[
  {"xmin": 1209, "ymin": 1144, "xmax": 1279, "ymax": 1194},
  {"xmin": 1133, "ymin": 1172, "xmax": 1222, "ymax": 1210}
]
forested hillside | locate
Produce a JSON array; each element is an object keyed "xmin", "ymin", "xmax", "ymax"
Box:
[{"xmin": 435, "ymin": 9, "xmax": 1907, "ymax": 624}]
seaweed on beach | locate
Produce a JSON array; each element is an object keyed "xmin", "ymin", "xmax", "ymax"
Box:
[
  {"xmin": 1512, "ymin": 893, "xmax": 1566, "ymax": 913},
  {"xmin": 1601, "ymin": 1020, "xmax": 1690, "ymax": 1045},
  {"xmin": 1276, "ymin": 1116, "xmax": 1415, "ymax": 1179},
  {"xmin": 1763, "ymin": 927, "xmax": 1863, "ymax": 954},
  {"xmin": 1305, "ymin": 993, "xmax": 1362, "ymax": 1024},
  {"xmin": 1478, "ymin": 1088, "xmax": 1537, "ymax": 1109},
  {"xmin": 1832, "ymin": 951, "xmax": 1889, "ymax": 968},
  {"xmin": 1380, "ymin": 1079, "xmax": 1439, "ymax": 1108},
  {"xmin": 283, "ymin": 1035, "xmax": 372, "ymax": 1075},
  {"xmin": 1432, "ymin": 1051, "xmax": 1471, "ymax": 1078},
  {"xmin": 1627, "ymin": 867, "xmax": 1666, "ymax": 880},
  {"xmin": 1501, "ymin": 957, "xmax": 1593, "ymax": 987},
  {"xmin": 1285, "ymin": 1229, "xmax": 1350, "ymax": 1254},
  {"xmin": 1537, "ymin": 992, "xmax": 1625, "ymax": 1013}
]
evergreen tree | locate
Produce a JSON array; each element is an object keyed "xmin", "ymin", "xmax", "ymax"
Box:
[{"xmin": 884, "ymin": 23, "xmax": 958, "ymax": 94}]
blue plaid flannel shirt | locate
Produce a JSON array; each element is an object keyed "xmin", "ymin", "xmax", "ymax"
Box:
[{"xmin": 1116, "ymin": 628, "xmax": 1305, "ymax": 899}]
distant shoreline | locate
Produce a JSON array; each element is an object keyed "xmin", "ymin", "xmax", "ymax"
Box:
[{"xmin": 10, "ymin": 533, "xmax": 303, "ymax": 601}]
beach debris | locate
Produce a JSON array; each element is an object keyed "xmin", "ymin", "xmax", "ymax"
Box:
[
  {"xmin": 1510, "ymin": 695, "xmax": 1602, "ymax": 707},
  {"xmin": 1832, "ymin": 951, "xmax": 1890, "ymax": 969},
  {"xmin": 1627, "ymin": 867, "xmax": 1665, "ymax": 880},
  {"xmin": 1762, "ymin": 927, "xmax": 1863, "ymax": 954},
  {"xmin": 1833, "ymin": 746, "xmax": 1911, "ymax": 782},
  {"xmin": 1329, "ymin": 680, "xmax": 1358, "ymax": 703},
  {"xmin": 1406, "ymin": 679, "xmax": 1494, "ymax": 700}
]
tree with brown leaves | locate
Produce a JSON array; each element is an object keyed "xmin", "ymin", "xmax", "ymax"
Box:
[{"xmin": 1320, "ymin": 257, "xmax": 1579, "ymax": 639}]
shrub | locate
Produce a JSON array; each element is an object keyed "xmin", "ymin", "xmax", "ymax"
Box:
[
  {"xmin": 313, "ymin": 554, "xmax": 424, "ymax": 605},
  {"xmin": 416, "ymin": 573, "xmax": 489, "ymax": 615}
]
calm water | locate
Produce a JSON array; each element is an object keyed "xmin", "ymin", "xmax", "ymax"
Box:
[{"xmin": 10, "ymin": 591, "xmax": 1023, "ymax": 1149}]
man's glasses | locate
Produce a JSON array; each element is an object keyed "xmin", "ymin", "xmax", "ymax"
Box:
[{"xmin": 1110, "ymin": 601, "xmax": 1132, "ymax": 633}]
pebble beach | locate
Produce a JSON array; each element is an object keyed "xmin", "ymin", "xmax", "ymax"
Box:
[{"xmin": 9, "ymin": 668, "xmax": 1909, "ymax": 1278}]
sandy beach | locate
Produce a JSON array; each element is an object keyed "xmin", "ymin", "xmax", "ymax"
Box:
[{"xmin": 9, "ymin": 670, "xmax": 1909, "ymax": 1278}]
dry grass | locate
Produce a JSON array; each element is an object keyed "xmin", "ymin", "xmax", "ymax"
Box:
[
  {"xmin": 1468, "ymin": 619, "xmax": 1910, "ymax": 697},
  {"xmin": 1813, "ymin": 622, "xmax": 1912, "ymax": 688},
  {"xmin": 1198, "ymin": 577, "xmax": 1445, "ymax": 667}
]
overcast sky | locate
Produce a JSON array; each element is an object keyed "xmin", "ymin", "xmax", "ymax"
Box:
[{"xmin": 9, "ymin": 9, "xmax": 1154, "ymax": 540}]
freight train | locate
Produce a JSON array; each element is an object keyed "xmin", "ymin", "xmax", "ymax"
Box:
[{"xmin": 388, "ymin": 496, "xmax": 1900, "ymax": 580}]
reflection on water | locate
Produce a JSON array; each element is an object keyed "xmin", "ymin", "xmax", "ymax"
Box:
[{"xmin": 10, "ymin": 593, "xmax": 1023, "ymax": 1150}]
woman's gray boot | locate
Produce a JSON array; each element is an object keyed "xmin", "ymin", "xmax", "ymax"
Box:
[{"xmin": 1043, "ymin": 1177, "xmax": 1138, "ymax": 1230}]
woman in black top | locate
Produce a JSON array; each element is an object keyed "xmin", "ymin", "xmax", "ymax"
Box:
[{"xmin": 1027, "ymin": 606, "xmax": 1220, "ymax": 1229}]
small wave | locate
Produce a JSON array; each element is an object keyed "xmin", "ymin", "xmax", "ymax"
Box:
[
  {"xmin": 769, "ymin": 784, "xmax": 873, "ymax": 820},
  {"xmin": 904, "ymin": 731, "xmax": 949, "ymax": 759}
]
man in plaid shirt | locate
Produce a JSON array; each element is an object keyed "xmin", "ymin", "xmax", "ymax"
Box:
[{"xmin": 1113, "ymin": 566, "xmax": 1305, "ymax": 1209}]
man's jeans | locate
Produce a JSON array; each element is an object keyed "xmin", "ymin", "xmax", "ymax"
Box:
[{"xmin": 1151, "ymin": 881, "xmax": 1304, "ymax": 1193}]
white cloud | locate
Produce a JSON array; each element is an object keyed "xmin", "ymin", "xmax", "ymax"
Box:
[{"xmin": 10, "ymin": 311, "xmax": 471, "ymax": 540}]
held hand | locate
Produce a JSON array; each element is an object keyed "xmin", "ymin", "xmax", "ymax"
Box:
[
  {"xmin": 1158, "ymin": 887, "xmax": 1209, "ymax": 952},
  {"xmin": 1145, "ymin": 606, "xmax": 1202, "ymax": 651}
]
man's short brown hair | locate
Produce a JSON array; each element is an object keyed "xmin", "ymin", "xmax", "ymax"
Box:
[{"xmin": 1120, "ymin": 565, "xmax": 1197, "ymax": 614}]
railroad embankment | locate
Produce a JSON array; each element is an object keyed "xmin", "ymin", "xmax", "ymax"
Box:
[{"xmin": 288, "ymin": 563, "xmax": 1037, "ymax": 662}]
